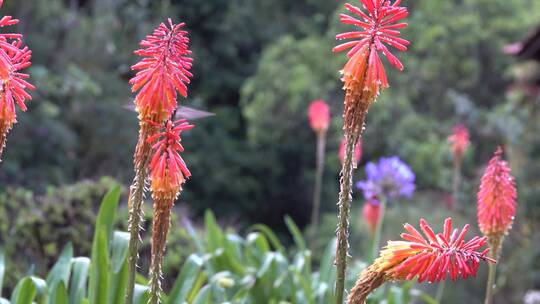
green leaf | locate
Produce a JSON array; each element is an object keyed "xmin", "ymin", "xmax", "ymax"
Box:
[
  {"xmin": 10, "ymin": 277, "xmax": 37, "ymax": 304},
  {"xmin": 192, "ymin": 285, "xmax": 211, "ymax": 304},
  {"xmin": 107, "ymin": 232, "xmax": 130, "ymax": 303},
  {"xmin": 167, "ymin": 254, "xmax": 204, "ymax": 304},
  {"xmin": 204, "ymin": 211, "xmax": 224, "ymax": 252},
  {"xmin": 107, "ymin": 231, "xmax": 130, "ymax": 304},
  {"xmin": 88, "ymin": 227, "xmax": 110, "ymax": 304},
  {"xmin": 0, "ymin": 298, "xmax": 9, "ymax": 304},
  {"xmin": 133, "ymin": 285, "xmax": 149, "ymax": 304},
  {"xmin": 50, "ymin": 282, "xmax": 69, "ymax": 304},
  {"xmin": 250, "ymin": 224, "xmax": 286, "ymax": 255},
  {"xmin": 0, "ymin": 250, "xmax": 4, "ymax": 298},
  {"xmin": 284, "ymin": 215, "xmax": 306, "ymax": 251},
  {"xmin": 46, "ymin": 243, "xmax": 73, "ymax": 289},
  {"xmin": 28, "ymin": 277, "xmax": 48, "ymax": 304},
  {"xmin": 88, "ymin": 186, "xmax": 120, "ymax": 304},
  {"xmin": 69, "ymin": 257, "xmax": 91, "ymax": 304}
]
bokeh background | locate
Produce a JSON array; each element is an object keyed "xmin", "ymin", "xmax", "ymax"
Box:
[{"xmin": 1, "ymin": 0, "xmax": 540, "ymax": 303}]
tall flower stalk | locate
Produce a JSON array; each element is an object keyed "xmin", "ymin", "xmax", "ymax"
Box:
[
  {"xmin": 147, "ymin": 118, "xmax": 193, "ymax": 303},
  {"xmin": 0, "ymin": 2, "xmax": 34, "ymax": 161},
  {"xmin": 332, "ymin": 1, "xmax": 409, "ymax": 302},
  {"xmin": 477, "ymin": 147, "xmax": 517, "ymax": 304},
  {"xmin": 436, "ymin": 123, "xmax": 470, "ymax": 302},
  {"xmin": 348, "ymin": 218, "xmax": 495, "ymax": 304},
  {"xmin": 125, "ymin": 19, "xmax": 193, "ymax": 304},
  {"xmin": 308, "ymin": 99, "xmax": 330, "ymax": 250},
  {"xmin": 447, "ymin": 124, "xmax": 470, "ymax": 210}
]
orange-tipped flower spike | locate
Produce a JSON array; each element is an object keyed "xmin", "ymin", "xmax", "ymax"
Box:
[
  {"xmin": 334, "ymin": 0, "xmax": 409, "ymax": 136},
  {"xmin": 0, "ymin": 4, "xmax": 34, "ymax": 160},
  {"xmin": 477, "ymin": 147, "xmax": 517, "ymax": 255},
  {"xmin": 147, "ymin": 118, "xmax": 193, "ymax": 303},
  {"xmin": 348, "ymin": 218, "xmax": 495, "ymax": 304},
  {"xmin": 130, "ymin": 19, "xmax": 193, "ymax": 123}
]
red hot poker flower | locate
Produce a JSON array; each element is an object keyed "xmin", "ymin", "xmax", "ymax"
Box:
[
  {"xmin": 130, "ymin": 19, "xmax": 193, "ymax": 122},
  {"xmin": 147, "ymin": 119, "xmax": 194, "ymax": 198},
  {"xmin": 348, "ymin": 218, "xmax": 494, "ymax": 304},
  {"xmin": 477, "ymin": 147, "xmax": 517, "ymax": 252},
  {"xmin": 308, "ymin": 99, "xmax": 330, "ymax": 133},
  {"xmin": 448, "ymin": 124, "xmax": 470, "ymax": 161},
  {"xmin": 333, "ymin": 1, "xmax": 409, "ymax": 135},
  {"xmin": 362, "ymin": 200, "xmax": 380, "ymax": 234}
]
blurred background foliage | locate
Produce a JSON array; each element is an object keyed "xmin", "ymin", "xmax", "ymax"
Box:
[{"xmin": 0, "ymin": 0, "xmax": 540, "ymax": 302}]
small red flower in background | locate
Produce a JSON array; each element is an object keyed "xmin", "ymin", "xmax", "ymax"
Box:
[
  {"xmin": 147, "ymin": 119, "xmax": 194, "ymax": 197},
  {"xmin": 448, "ymin": 124, "xmax": 470, "ymax": 161},
  {"xmin": 308, "ymin": 99, "xmax": 330, "ymax": 133},
  {"xmin": 333, "ymin": 0, "xmax": 409, "ymax": 98},
  {"xmin": 477, "ymin": 147, "xmax": 517, "ymax": 241},
  {"xmin": 339, "ymin": 137, "xmax": 362, "ymax": 165},
  {"xmin": 362, "ymin": 200, "xmax": 380, "ymax": 234},
  {"xmin": 130, "ymin": 19, "xmax": 193, "ymax": 122}
]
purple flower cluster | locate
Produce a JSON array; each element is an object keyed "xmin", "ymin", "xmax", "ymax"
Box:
[{"xmin": 357, "ymin": 156, "xmax": 415, "ymax": 202}]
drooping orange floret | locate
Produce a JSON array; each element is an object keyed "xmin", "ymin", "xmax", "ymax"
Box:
[
  {"xmin": 477, "ymin": 147, "xmax": 517, "ymax": 250},
  {"xmin": 147, "ymin": 119, "xmax": 194, "ymax": 199},
  {"xmin": 448, "ymin": 124, "xmax": 470, "ymax": 161},
  {"xmin": 348, "ymin": 218, "xmax": 494, "ymax": 304},
  {"xmin": 334, "ymin": 0, "xmax": 409, "ymax": 134},
  {"xmin": 130, "ymin": 19, "xmax": 193, "ymax": 122}
]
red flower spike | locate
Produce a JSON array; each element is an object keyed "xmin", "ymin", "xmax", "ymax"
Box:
[
  {"xmin": 0, "ymin": 4, "xmax": 34, "ymax": 158},
  {"xmin": 448, "ymin": 124, "xmax": 470, "ymax": 161},
  {"xmin": 148, "ymin": 119, "xmax": 194, "ymax": 198},
  {"xmin": 362, "ymin": 200, "xmax": 380, "ymax": 234},
  {"xmin": 334, "ymin": 0, "xmax": 409, "ymax": 135},
  {"xmin": 130, "ymin": 19, "xmax": 193, "ymax": 122},
  {"xmin": 348, "ymin": 218, "xmax": 494, "ymax": 304},
  {"xmin": 308, "ymin": 99, "xmax": 330, "ymax": 133},
  {"xmin": 477, "ymin": 147, "xmax": 517, "ymax": 244}
]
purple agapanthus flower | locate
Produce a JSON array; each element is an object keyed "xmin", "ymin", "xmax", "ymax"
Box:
[{"xmin": 356, "ymin": 156, "xmax": 415, "ymax": 202}]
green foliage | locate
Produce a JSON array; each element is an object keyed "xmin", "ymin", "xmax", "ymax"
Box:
[
  {"xmin": 0, "ymin": 177, "xmax": 118, "ymax": 290},
  {"xmin": 0, "ymin": 187, "xmax": 433, "ymax": 303}
]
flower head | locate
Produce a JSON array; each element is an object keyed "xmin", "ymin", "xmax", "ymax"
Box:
[
  {"xmin": 362, "ymin": 199, "xmax": 380, "ymax": 234},
  {"xmin": 147, "ymin": 119, "xmax": 194, "ymax": 198},
  {"xmin": 130, "ymin": 19, "xmax": 193, "ymax": 122},
  {"xmin": 448, "ymin": 124, "xmax": 470, "ymax": 161},
  {"xmin": 348, "ymin": 218, "xmax": 495, "ymax": 304},
  {"xmin": 339, "ymin": 137, "xmax": 362, "ymax": 165},
  {"xmin": 333, "ymin": 0, "xmax": 409, "ymax": 134},
  {"xmin": 357, "ymin": 156, "xmax": 415, "ymax": 201},
  {"xmin": 0, "ymin": 4, "xmax": 34, "ymax": 158},
  {"xmin": 477, "ymin": 147, "xmax": 517, "ymax": 247},
  {"xmin": 308, "ymin": 99, "xmax": 330, "ymax": 133}
]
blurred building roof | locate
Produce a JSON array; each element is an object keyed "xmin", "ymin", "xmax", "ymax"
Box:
[{"xmin": 505, "ymin": 25, "xmax": 540, "ymax": 61}]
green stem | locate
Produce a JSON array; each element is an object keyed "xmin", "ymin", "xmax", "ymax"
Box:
[
  {"xmin": 370, "ymin": 197, "xmax": 387, "ymax": 261},
  {"xmin": 125, "ymin": 124, "xmax": 155, "ymax": 304},
  {"xmin": 309, "ymin": 131, "xmax": 327, "ymax": 251},
  {"xmin": 484, "ymin": 247, "xmax": 499, "ymax": 304},
  {"xmin": 335, "ymin": 131, "xmax": 360, "ymax": 304},
  {"xmin": 435, "ymin": 280, "xmax": 446, "ymax": 303},
  {"xmin": 452, "ymin": 158, "xmax": 462, "ymax": 210}
]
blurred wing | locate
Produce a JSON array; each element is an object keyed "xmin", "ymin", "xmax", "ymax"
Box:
[
  {"xmin": 175, "ymin": 106, "xmax": 215, "ymax": 120},
  {"xmin": 123, "ymin": 103, "xmax": 215, "ymax": 120}
]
